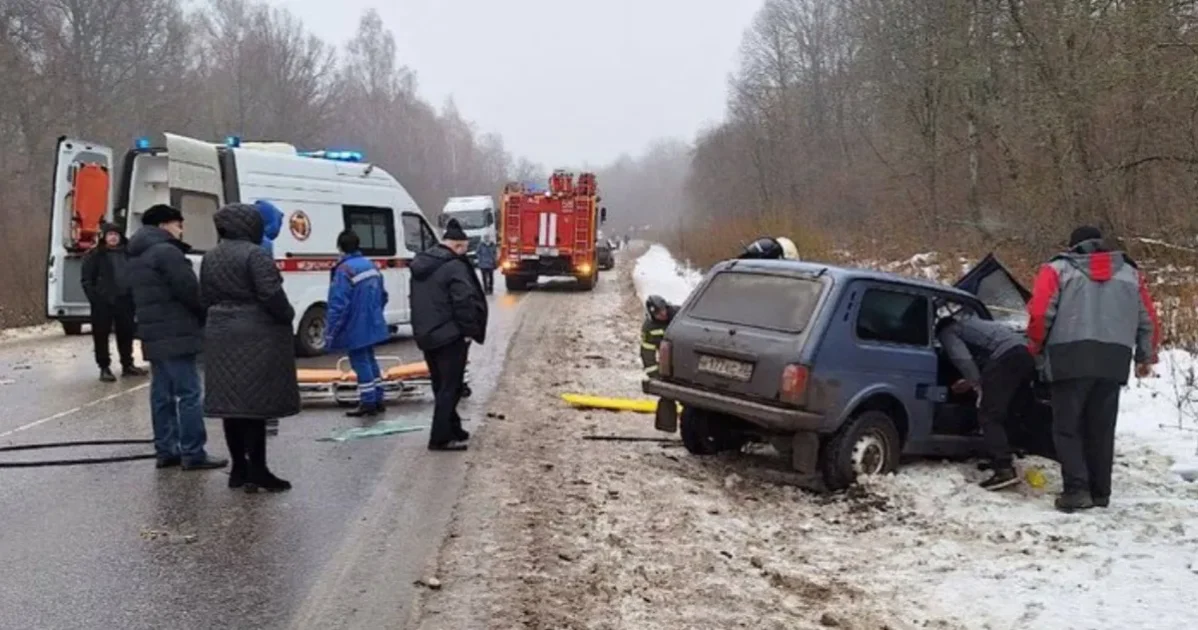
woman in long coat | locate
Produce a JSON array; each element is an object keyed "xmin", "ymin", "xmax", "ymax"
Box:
[{"xmin": 201, "ymin": 203, "xmax": 300, "ymax": 492}]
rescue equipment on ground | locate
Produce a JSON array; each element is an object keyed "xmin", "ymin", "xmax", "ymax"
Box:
[
  {"xmin": 298, "ymin": 356, "xmax": 472, "ymax": 406},
  {"xmin": 560, "ymin": 393, "xmax": 680, "ymax": 414}
]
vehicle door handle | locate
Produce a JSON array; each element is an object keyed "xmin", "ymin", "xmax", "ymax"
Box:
[{"xmin": 916, "ymin": 384, "xmax": 948, "ymax": 403}]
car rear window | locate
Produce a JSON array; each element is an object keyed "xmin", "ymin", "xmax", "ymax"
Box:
[{"xmin": 688, "ymin": 271, "xmax": 822, "ymax": 332}]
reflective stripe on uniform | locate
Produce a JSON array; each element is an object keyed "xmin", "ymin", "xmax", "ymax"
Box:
[
  {"xmin": 644, "ymin": 365, "xmax": 659, "ymax": 375},
  {"xmin": 647, "ymin": 329, "xmax": 666, "ymax": 336},
  {"xmin": 641, "ymin": 342, "xmax": 658, "ymax": 351},
  {"xmin": 350, "ymin": 268, "xmax": 381, "ymax": 285}
]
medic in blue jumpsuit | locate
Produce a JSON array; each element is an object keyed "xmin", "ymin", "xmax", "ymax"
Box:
[{"xmin": 324, "ymin": 230, "xmax": 391, "ymax": 417}]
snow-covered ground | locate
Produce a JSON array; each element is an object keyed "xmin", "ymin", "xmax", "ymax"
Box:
[{"xmin": 633, "ymin": 245, "xmax": 1198, "ymax": 630}]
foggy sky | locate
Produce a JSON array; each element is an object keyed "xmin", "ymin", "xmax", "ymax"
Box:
[{"xmin": 267, "ymin": 0, "xmax": 759, "ymax": 167}]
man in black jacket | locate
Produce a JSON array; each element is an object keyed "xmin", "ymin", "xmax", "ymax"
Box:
[
  {"xmin": 81, "ymin": 223, "xmax": 147, "ymax": 382},
  {"xmin": 127, "ymin": 204, "xmax": 227, "ymax": 471},
  {"xmin": 409, "ymin": 219, "xmax": 488, "ymax": 451}
]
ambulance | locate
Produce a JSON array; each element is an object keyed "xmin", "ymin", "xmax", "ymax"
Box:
[{"xmin": 46, "ymin": 133, "xmax": 441, "ymax": 356}]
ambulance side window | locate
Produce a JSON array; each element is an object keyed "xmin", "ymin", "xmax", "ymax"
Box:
[
  {"xmin": 402, "ymin": 212, "xmax": 438, "ymax": 253},
  {"xmin": 343, "ymin": 205, "xmax": 396, "ymax": 256}
]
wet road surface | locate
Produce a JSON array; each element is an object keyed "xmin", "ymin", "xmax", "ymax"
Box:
[{"xmin": 0, "ymin": 283, "xmax": 548, "ymax": 629}]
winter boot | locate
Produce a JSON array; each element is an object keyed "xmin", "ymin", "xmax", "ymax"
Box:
[
  {"xmin": 121, "ymin": 364, "xmax": 148, "ymax": 377},
  {"xmin": 244, "ymin": 419, "xmax": 291, "ymax": 493},
  {"xmin": 99, "ymin": 367, "xmax": 117, "ymax": 382},
  {"xmin": 345, "ymin": 403, "xmax": 381, "ymax": 418},
  {"xmin": 1092, "ymin": 496, "xmax": 1110, "ymax": 508},
  {"xmin": 224, "ymin": 419, "xmax": 248, "ymax": 489},
  {"xmin": 979, "ymin": 467, "xmax": 1019, "ymax": 491},
  {"xmin": 1054, "ymin": 492, "xmax": 1095, "ymax": 513}
]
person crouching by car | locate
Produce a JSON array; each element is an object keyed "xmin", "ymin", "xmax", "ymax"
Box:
[
  {"xmin": 936, "ymin": 312, "xmax": 1035, "ymax": 490},
  {"xmin": 475, "ymin": 233, "xmax": 498, "ymax": 295},
  {"xmin": 200, "ymin": 203, "xmax": 300, "ymax": 492},
  {"xmin": 410, "ymin": 219, "xmax": 488, "ymax": 451},
  {"xmin": 81, "ymin": 223, "xmax": 147, "ymax": 382},
  {"xmin": 641, "ymin": 295, "xmax": 678, "ymax": 378},
  {"xmin": 324, "ymin": 230, "xmax": 391, "ymax": 418}
]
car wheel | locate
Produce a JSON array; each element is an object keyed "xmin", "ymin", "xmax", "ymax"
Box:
[
  {"xmin": 295, "ymin": 304, "xmax": 327, "ymax": 358},
  {"xmin": 819, "ymin": 409, "xmax": 902, "ymax": 491},
  {"xmin": 62, "ymin": 321, "xmax": 84, "ymax": 336},
  {"xmin": 505, "ymin": 275, "xmax": 529, "ymax": 292},
  {"xmin": 679, "ymin": 407, "xmax": 747, "ymax": 456},
  {"xmin": 576, "ymin": 271, "xmax": 597, "ymax": 291}
]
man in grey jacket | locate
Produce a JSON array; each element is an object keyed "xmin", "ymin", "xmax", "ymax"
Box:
[
  {"xmin": 1028, "ymin": 226, "xmax": 1160, "ymax": 512},
  {"xmin": 936, "ymin": 313, "xmax": 1035, "ymax": 490}
]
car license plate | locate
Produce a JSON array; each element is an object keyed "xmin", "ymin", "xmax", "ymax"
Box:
[
  {"xmin": 697, "ymin": 354, "xmax": 753, "ymax": 382},
  {"xmin": 536, "ymin": 247, "xmax": 558, "ymax": 256}
]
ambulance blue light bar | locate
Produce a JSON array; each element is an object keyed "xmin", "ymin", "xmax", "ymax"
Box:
[
  {"xmin": 226, "ymin": 135, "xmax": 241, "ymax": 148},
  {"xmin": 298, "ymin": 150, "xmax": 364, "ymax": 162},
  {"xmin": 135, "ymin": 137, "xmax": 151, "ymax": 150}
]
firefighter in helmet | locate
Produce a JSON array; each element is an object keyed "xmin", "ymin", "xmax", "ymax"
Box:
[
  {"xmin": 739, "ymin": 236, "xmax": 800, "ymax": 261},
  {"xmin": 641, "ymin": 294, "xmax": 678, "ymax": 378}
]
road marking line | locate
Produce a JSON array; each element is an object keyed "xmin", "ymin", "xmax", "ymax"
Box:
[{"xmin": 0, "ymin": 383, "xmax": 149, "ymax": 438}]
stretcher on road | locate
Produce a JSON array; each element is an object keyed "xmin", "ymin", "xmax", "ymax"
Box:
[{"xmin": 297, "ymin": 356, "xmax": 472, "ymax": 406}]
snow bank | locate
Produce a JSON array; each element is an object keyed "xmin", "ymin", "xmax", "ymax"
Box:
[
  {"xmin": 635, "ymin": 244, "xmax": 1198, "ymax": 630},
  {"xmin": 632, "ymin": 244, "xmax": 703, "ymax": 307}
]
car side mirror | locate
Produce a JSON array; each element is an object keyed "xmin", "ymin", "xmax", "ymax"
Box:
[
  {"xmin": 485, "ymin": 212, "xmax": 495, "ymax": 227},
  {"xmin": 600, "ymin": 207, "xmax": 607, "ymax": 224}
]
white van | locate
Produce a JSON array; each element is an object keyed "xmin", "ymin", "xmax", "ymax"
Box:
[
  {"xmin": 438, "ymin": 195, "xmax": 496, "ymax": 260},
  {"xmin": 46, "ymin": 133, "xmax": 442, "ymax": 356}
]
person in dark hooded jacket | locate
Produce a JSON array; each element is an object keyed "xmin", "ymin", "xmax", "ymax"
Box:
[
  {"xmin": 409, "ymin": 219, "xmax": 487, "ymax": 451},
  {"xmin": 81, "ymin": 222, "xmax": 146, "ymax": 381},
  {"xmin": 201, "ymin": 203, "xmax": 300, "ymax": 492},
  {"xmin": 126, "ymin": 204, "xmax": 227, "ymax": 471}
]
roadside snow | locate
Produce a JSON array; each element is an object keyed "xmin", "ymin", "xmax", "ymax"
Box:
[
  {"xmin": 632, "ymin": 244, "xmax": 1198, "ymax": 630},
  {"xmin": 0, "ymin": 322, "xmax": 59, "ymax": 346}
]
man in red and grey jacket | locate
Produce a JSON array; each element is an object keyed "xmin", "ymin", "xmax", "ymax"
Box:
[{"xmin": 1027, "ymin": 225, "xmax": 1160, "ymax": 513}]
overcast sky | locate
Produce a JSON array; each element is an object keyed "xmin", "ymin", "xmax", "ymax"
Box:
[{"xmin": 267, "ymin": 0, "xmax": 760, "ymax": 167}]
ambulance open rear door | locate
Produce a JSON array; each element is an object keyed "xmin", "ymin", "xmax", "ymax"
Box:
[{"xmin": 46, "ymin": 138, "xmax": 114, "ymax": 335}]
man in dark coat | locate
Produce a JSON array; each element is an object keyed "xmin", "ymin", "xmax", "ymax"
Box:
[
  {"xmin": 126, "ymin": 205, "xmax": 227, "ymax": 471},
  {"xmin": 936, "ymin": 313, "xmax": 1035, "ymax": 491},
  {"xmin": 1027, "ymin": 225, "xmax": 1160, "ymax": 512},
  {"xmin": 201, "ymin": 203, "xmax": 300, "ymax": 492},
  {"xmin": 81, "ymin": 222, "xmax": 146, "ymax": 381},
  {"xmin": 410, "ymin": 219, "xmax": 488, "ymax": 451}
]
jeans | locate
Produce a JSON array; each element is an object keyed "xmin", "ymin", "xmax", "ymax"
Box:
[
  {"xmin": 149, "ymin": 355, "xmax": 208, "ymax": 463},
  {"xmin": 348, "ymin": 346, "xmax": 383, "ymax": 404}
]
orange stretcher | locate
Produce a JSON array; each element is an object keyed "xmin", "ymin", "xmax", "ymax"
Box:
[{"xmin": 297, "ymin": 356, "xmax": 472, "ymax": 406}]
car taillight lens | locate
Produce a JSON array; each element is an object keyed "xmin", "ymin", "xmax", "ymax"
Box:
[
  {"xmin": 658, "ymin": 340, "xmax": 672, "ymax": 377},
  {"xmin": 780, "ymin": 364, "xmax": 809, "ymax": 405}
]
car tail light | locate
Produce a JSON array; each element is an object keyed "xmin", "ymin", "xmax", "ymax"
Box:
[
  {"xmin": 658, "ymin": 340, "xmax": 672, "ymax": 377},
  {"xmin": 779, "ymin": 364, "xmax": 810, "ymax": 405}
]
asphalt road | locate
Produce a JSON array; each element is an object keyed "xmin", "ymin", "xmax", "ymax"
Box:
[{"xmin": 0, "ymin": 282, "xmax": 545, "ymax": 630}]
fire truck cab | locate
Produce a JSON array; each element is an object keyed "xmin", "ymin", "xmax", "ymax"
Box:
[
  {"xmin": 498, "ymin": 171, "xmax": 606, "ymax": 292},
  {"xmin": 45, "ymin": 134, "xmax": 440, "ymax": 356}
]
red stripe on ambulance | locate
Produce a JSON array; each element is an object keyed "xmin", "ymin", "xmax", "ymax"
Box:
[{"xmin": 275, "ymin": 258, "xmax": 409, "ymax": 272}]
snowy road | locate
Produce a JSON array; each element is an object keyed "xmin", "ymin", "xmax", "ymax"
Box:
[{"xmin": 0, "ymin": 286, "xmax": 529, "ymax": 630}]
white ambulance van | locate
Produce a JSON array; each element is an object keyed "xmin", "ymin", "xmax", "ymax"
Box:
[
  {"xmin": 46, "ymin": 133, "xmax": 442, "ymax": 356},
  {"xmin": 437, "ymin": 195, "xmax": 496, "ymax": 261}
]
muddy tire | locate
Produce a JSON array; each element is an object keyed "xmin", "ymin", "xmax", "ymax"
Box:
[
  {"xmin": 576, "ymin": 272, "xmax": 597, "ymax": 291},
  {"xmin": 819, "ymin": 410, "xmax": 902, "ymax": 491},
  {"xmin": 295, "ymin": 304, "xmax": 327, "ymax": 358},
  {"xmin": 61, "ymin": 321, "xmax": 84, "ymax": 336},
  {"xmin": 679, "ymin": 407, "xmax": 746, "ymax": 456},
  {"xmin": 505, "ymin": 275, "xmax": 530, "ymax": 292}
]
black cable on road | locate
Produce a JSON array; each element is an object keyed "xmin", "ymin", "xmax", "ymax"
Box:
[
  {"xmin": 582, "ymin": 435, "xmax": 680, "ymax": 443},
  {"xmin": 0, "ymin": 438, "xmax": 156, "ymax": 468}
]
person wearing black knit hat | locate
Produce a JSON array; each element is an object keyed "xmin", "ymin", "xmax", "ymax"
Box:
[
  {"xmin": 126, "ymin": 204, "xmax": 228, "ymax": 471},
  {"xmin": 409, "ymin": 218, "xmax": 488, "ymax": 451},
  {"xmin": 1027, "ymin": 224, "xmax": 1160, "ymax": 512}
]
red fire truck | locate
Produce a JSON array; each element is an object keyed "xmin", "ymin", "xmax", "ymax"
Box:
[{"xmin": 498, "ymin": 170, "xmax": 607, "ymax": 292}]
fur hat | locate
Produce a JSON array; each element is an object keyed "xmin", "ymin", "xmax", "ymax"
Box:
[{"xmin": 142, "ymin": 204, "xmax": 183, "ymax": 227}]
